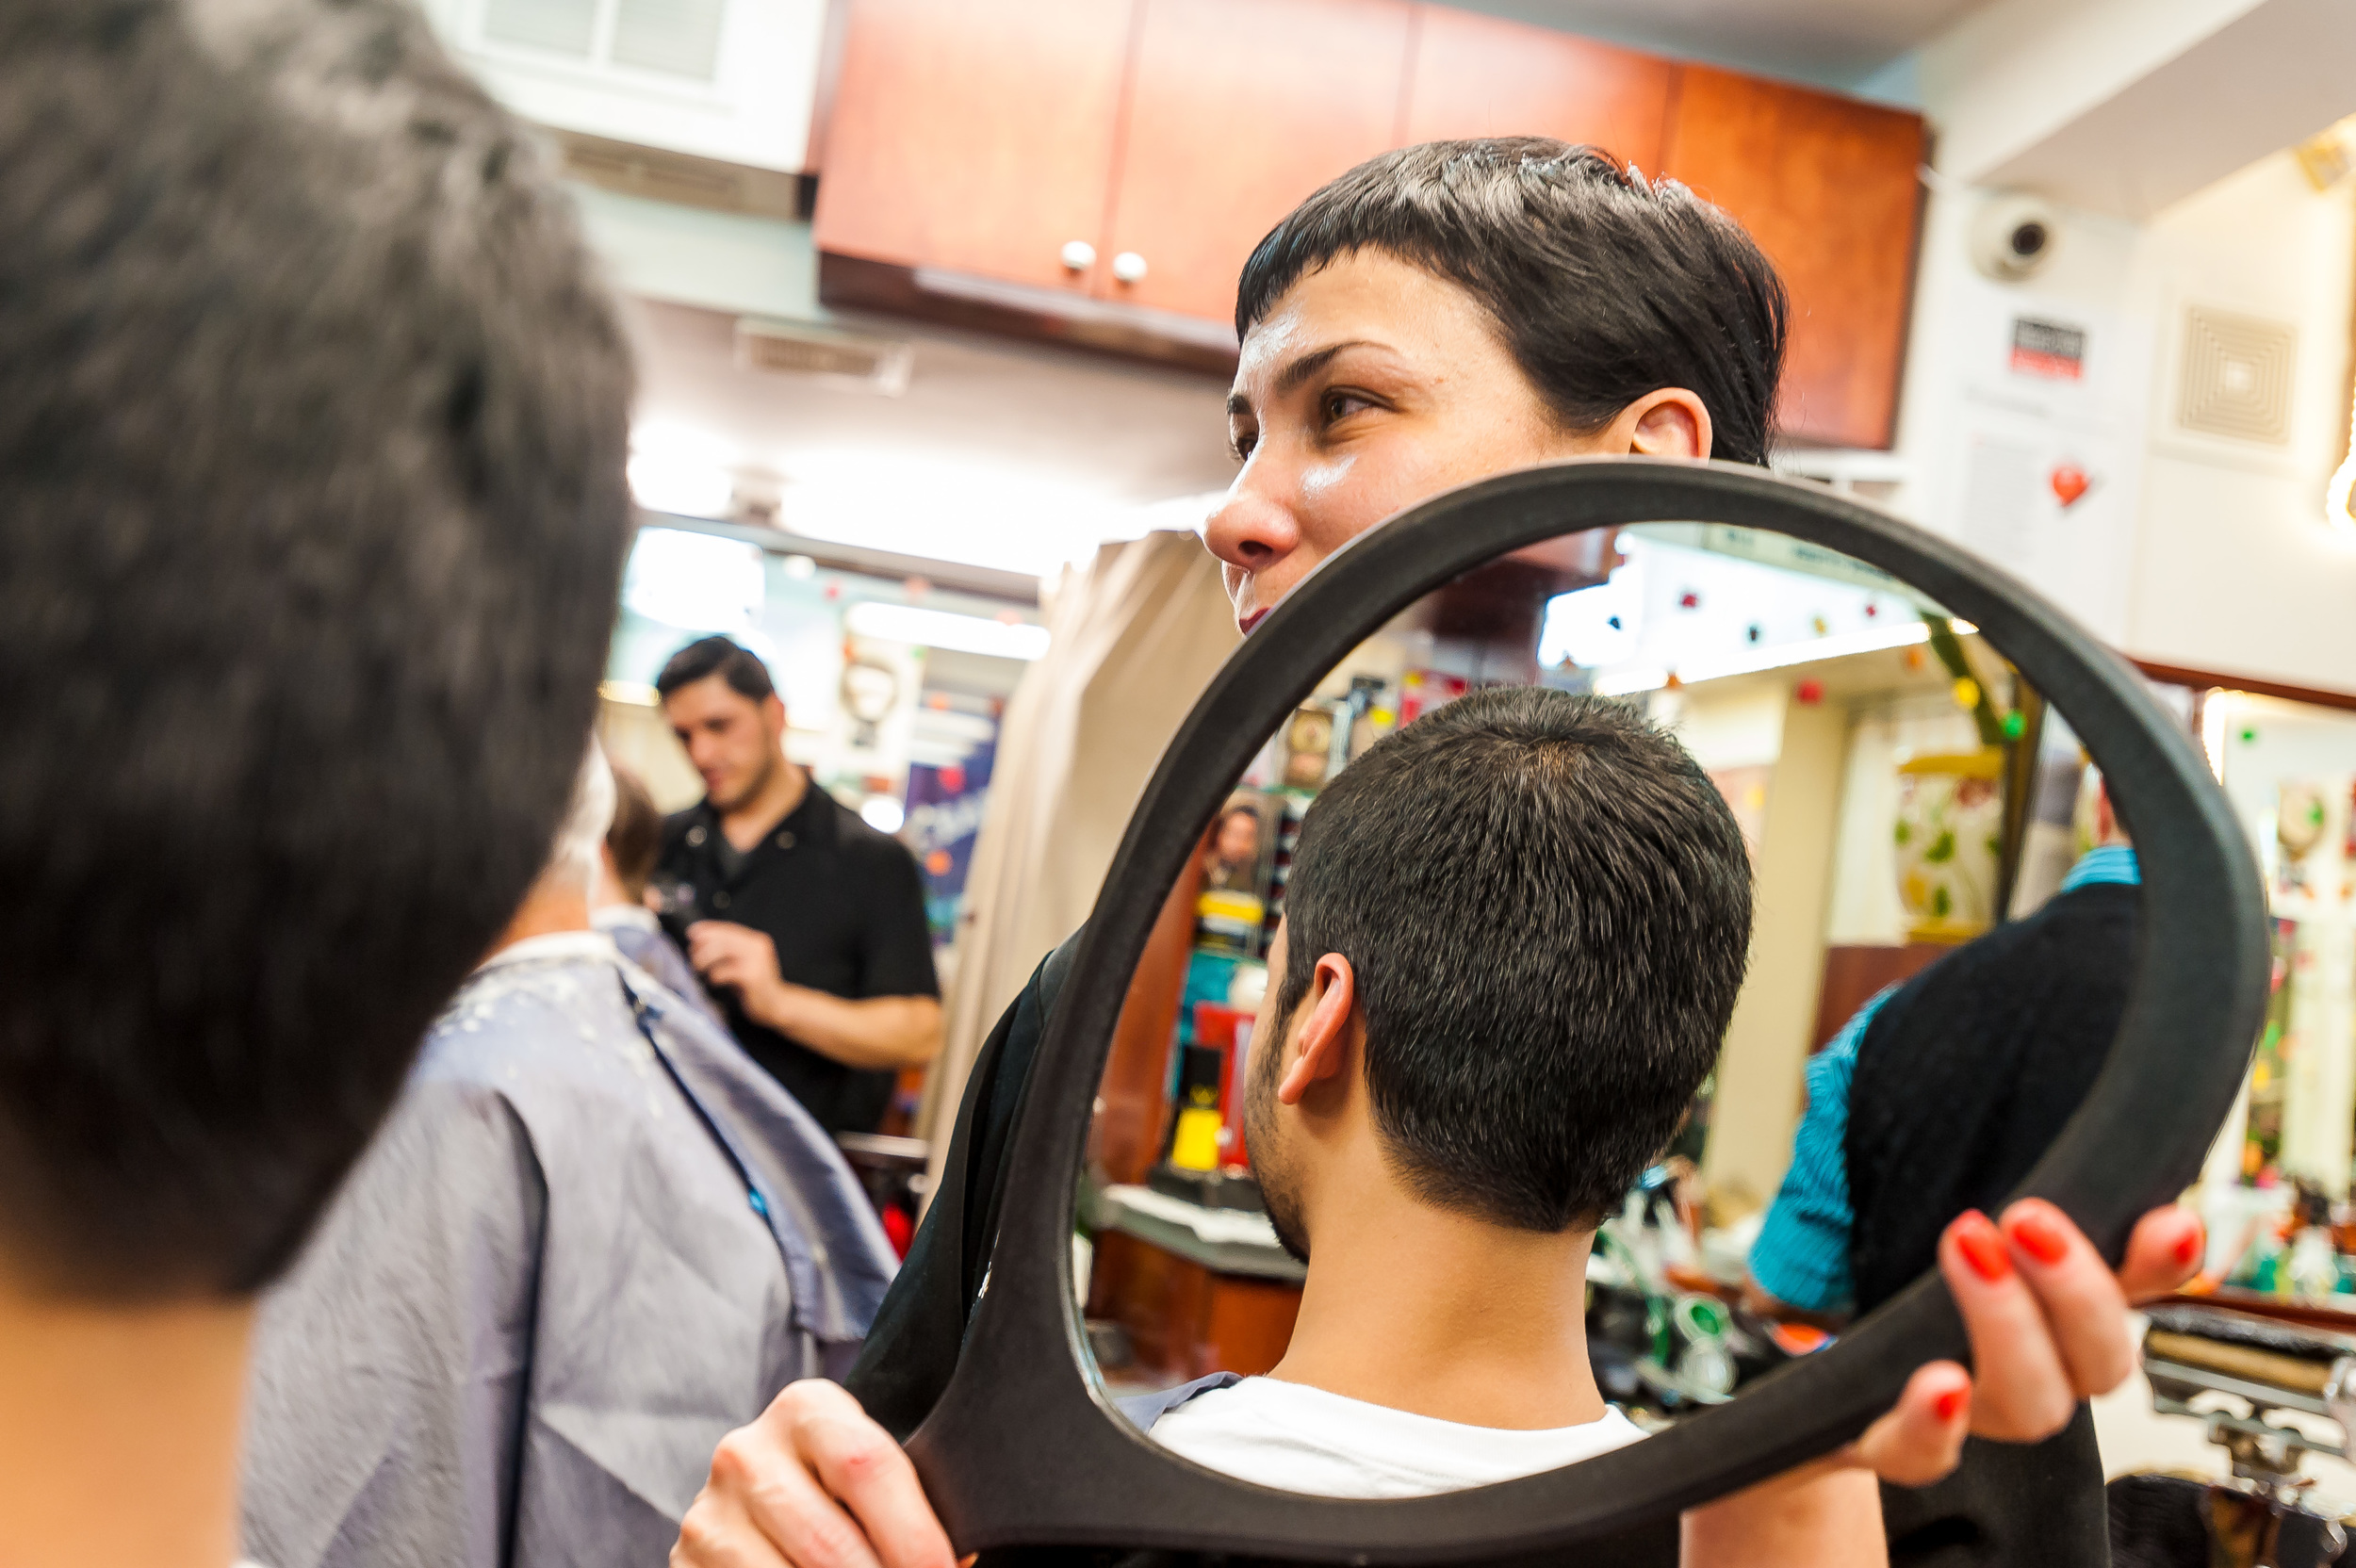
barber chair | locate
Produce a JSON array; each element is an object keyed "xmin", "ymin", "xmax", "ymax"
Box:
[
  {"xmin": 2109, "ymin": 1304, "xmax": 2356, "ymax": 1568},
  {"xmin": 856, "ymin": 459, "xmax": 2274, "ymax": 1565}
]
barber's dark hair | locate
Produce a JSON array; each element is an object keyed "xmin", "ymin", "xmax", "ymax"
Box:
[
  {"xmin": 0, "ymin": 0, "xmax": 633, "ymax": 1298},
  {"xmin": 605, "ymin": 767, "xmax": 663, "ymax": 901},
  {"xmin": 657, "ymin": 635, "xmax": 777, "ymax": 704},
  {"xmin": 1273, "ymin": 688, "xmax": 1752, "ymax": 1232},
  {"xmin": 1236, "ymin": 139, "xmax": 1788, "ymax": 466}
]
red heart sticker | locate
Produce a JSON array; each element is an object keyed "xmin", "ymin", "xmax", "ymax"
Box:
[{"xmin": 2051, "ymin": 464, "xmax": 2090, "ymax": 508}]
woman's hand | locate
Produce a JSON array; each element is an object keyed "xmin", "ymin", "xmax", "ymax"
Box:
[{"xmin": 1848, "ymin": 1198, "xmax": 2203, "ymax": 1484}]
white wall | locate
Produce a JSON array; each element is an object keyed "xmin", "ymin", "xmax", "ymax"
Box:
[
  {"xmin": 1883, "ymin": 154, "xmax": 2356, "ymax": 692},
  {"xmin": 2123, "ymin": 155, "xmax": 2356, "ymax": 688}
]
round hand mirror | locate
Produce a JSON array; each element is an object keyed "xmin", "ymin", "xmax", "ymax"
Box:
[{"xmin": 886, "ymin": 459, "xmax": 2267, "ymax": 1561}]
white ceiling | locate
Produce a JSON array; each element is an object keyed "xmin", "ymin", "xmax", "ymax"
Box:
[
  {"xmin": 620, "ymin": 297, "xmax": 1238, "ymax": 578},
  {"xmin": 1449, "ymin": 0, "xmax": 2002, "ymax": 88}
]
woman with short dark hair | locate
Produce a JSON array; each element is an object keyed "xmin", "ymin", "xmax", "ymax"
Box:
[{"xmin": 671, "ymin": 139, "xmax": 2207, "ymax": 1568}]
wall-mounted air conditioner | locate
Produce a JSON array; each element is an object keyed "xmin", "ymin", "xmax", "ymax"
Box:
[{"xmin": 417, "ymin": 0, "xmax": 827, "ymax": 175}]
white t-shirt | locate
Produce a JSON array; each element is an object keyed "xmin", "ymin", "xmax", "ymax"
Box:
[{"xmin": 1149, "ymin": 1377, "xmax": 1646, "ymax": 1498}]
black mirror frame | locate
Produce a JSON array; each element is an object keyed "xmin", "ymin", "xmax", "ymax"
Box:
[{"xmin": 907, "ymin": 460, "xmax": 2268, "ymax": 1562}]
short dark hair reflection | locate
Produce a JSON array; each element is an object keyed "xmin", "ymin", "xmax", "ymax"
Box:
[{"xmin": 1267, "ymin": 689, "xmax": 1753, "ymax": 1235}]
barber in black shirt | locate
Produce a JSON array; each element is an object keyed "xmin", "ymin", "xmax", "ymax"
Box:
[{"xmin": 654, "ymin": 636, "xmax": 942, "ymax": 1135}]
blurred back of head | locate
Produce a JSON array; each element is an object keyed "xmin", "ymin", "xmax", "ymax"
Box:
[
  {"xmin": 0, "ymin": 0, "xmax": 634, "ymax": 1299},
  {"xmin": 604, "ymin": 766, "xmax": 664, "ymax": 902}
]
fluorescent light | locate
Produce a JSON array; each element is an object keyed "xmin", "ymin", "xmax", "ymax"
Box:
[
  {"xmin": 629, "ymin": 422, "xmax": 738, "ymax": 518},
  {"xmin": 859, "ymin": 796, "xmax": 907, "ymax": 834},
  {"xmin": 1595, "ymin": 664, "xmax": 1671, "ymax": 696},
  {"xmin": 1673, "ymin": 620, "xmax": 1934, "ymax": 684},
  {"xmin": 2329, "ymin": 445, "xmax": 2356, "ymax": 535},
  {"xmin": 845, "ymin": 601, "xmax": 1050, "ymax": 661},
  {"xmin": 622, "ymin": 527, "xmax": 765, "ymax": 632},
  {"xmin": 2201, "ymin": 690, "xmax": 2230, "ymax": 783},
  {"xmin": 1585, "ymin": 616, "xmax": 1978, "ymax": 694}
]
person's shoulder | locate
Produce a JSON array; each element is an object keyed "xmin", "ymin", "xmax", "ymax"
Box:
[
  {"xmin": 422, "ymin": 952, "xmax": 630, "ymax": 1075},
  {"xmin": 826, "ymin": 792, "xmax": 920, "ymax": 864},
  {"xmin": 660, "ymin": 801, "xmax": 709, "ymax": 853}
]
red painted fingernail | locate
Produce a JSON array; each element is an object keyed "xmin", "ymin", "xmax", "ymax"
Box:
[
  {"xmin": 1934, "ymin": 1387, "xmax": 1967, "ymax": 1423},
  {"xmin": 1953, "ymin": 1210, "xmax": 2012, "ymax": 1282},
  {"xmin": 2175, "ymin": 1226, "xmax": 2205, "ymax": 1267},
  {"xmin": 2007, "ymin": 1208, "xmax": 2070, "ymax": 1266}
]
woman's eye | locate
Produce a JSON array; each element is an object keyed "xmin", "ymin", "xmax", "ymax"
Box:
[
  {"xmin": 1320, "ymin": 390, "xmax": 1372, "ymax": 424},
  {"xmin": 1229, "ymin": 428, "xmax": 1257, "ymax": 462}
]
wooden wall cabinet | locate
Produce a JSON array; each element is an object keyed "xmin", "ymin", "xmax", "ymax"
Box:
[
  {"xmin": 1660, "ymin": 68, "xmax": 1927, "ymax": 450},
  {"xmin": 815, "ymin": 0, "xmax": 1926, "ymax": 448},
  {"xmin": 1099, "ymin": 0, "xmax": 1412, "ymax": 325},
  {"xmin": 1399, "ymin": 7, "xmax": 1670, "ymax": 172},
  {"xmin": 813, "ymin": 0, "xmax": 1135, "ymax": 296}
]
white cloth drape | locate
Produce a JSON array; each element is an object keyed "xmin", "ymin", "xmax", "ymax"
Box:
[{"xmin": 917, "ymin": 531, "xmax": 1238, "ymax": 1186}]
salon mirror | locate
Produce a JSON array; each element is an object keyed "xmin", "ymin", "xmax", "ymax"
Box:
[
  {"xmin": 1075, "ymin": 513, "xmax": 2100, "ymax": 1453},
  {"xmin": 886, "ymin": 460, "xmax": 2267, "ymax": 1562}
]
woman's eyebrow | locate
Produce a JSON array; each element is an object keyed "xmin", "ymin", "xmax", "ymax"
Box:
[
  {"xmin": 1227, "ymin": 338, "xmax": 1388, "ymax": 418},
  {"xmin": 1272, "ymin": 339, "xmax": 1378, "ymax": 399}
]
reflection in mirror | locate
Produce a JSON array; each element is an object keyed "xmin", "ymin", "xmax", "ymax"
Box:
[{"xmin": 1070, "ymin": 520, "xmax": 2138, "ymax": 1498}]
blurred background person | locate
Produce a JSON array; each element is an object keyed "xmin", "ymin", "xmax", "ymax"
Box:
[
  {"xmin": 1747, "ymin": 771, "xmax": 2139, "ymax": 1567},
  {"xmin": 0, "ymin": 3, "xmax": 636, "ymax": 1566},
  {"xmin": 241, "ymin": 745, "xmax": 896, "ymax": 1568},
  {"xmin": 656, "ymin": 636, "xmax": 943, "ymax": 1135},
  {"xmin": 597, "ymin": 761, "xmax": 730, "ymax": 1033}
]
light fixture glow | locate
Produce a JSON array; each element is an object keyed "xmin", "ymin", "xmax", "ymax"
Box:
[
  {"xmin": 629, "ymin": 422, "xmax": 738, "ymax": 518},
  {"xmin": 1673, "ymin": 620, "xmax": 1935, "ymax": 685},
  {"xmin": 2201, "ymin": 689, "xmax": 2230, "ymax": 783},
  {"xmin": 844, "ymin": 601, "xmax": 1050, "ymax": 661},
  {"xmin": 621, "ymin": 528, "xmax": 765, "ymax": 632},
  {"xmin": 2327, "ymin": 427, "xmax": 2356, "ymax": 536},
  {"xmin": 1594, "ymin": 664, "xmax": 1672, "ymax": 696},
  {"xmin": 859, "ymin": 796, "xmax": 907, "ymax": 834}
]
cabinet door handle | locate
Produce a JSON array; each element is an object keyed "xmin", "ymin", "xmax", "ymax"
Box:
[
  {"xmin": 1059, "ymin": 239, "xmax": 1097, "ymax": 272},
  {"xmin": 1111, "ymin": 251, "xmax": 1149, "ymax": 285}
]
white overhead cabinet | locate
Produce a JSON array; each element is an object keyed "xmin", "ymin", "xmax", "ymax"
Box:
[{"xmin": 418, "ymin": 0, "xmax": 827, "ymax": 173}]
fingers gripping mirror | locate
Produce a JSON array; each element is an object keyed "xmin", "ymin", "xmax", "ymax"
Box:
[{"xmin": 864, "ymin": 460, "xmax": 2269, "ymax": 1562}]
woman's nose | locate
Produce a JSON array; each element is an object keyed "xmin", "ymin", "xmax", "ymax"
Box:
[{"xmin": 1202, "ymin": 476, "xmax": 1299, "ymax": 574}]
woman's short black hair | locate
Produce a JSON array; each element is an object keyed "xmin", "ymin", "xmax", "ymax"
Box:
[
  {"xmin": 1273, "ymin": 688, "xmax": 1753, "ymax": 1233},
  {"xmin": 1235, "ymin": 139, "xmax": 1789, "ymax": 466},
  {"xmin": 657, "ymin": 635, "xmax": 777, "ymax": 704}
]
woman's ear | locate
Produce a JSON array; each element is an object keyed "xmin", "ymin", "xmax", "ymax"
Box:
[{"xmin": 1614, "ymin": 388, "xmax": 1713, "ymax": 462}]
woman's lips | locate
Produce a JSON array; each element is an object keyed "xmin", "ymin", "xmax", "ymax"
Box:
[{"xmin": 1238, "ymin": 608, "xmax": 1269, "ymax": 635}]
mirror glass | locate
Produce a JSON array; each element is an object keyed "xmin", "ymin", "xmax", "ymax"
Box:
[{"xmin": 1068, "ymin": 515, "xmax": 2141, "ymax": 1492}]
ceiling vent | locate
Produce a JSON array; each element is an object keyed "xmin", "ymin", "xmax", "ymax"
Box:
[
  {"xmin": 735, "ymin": 318, "xmax": 914, "ymax": 396},
  {"xmin": 551, "ymin": 128, "xmax": 802, "ymax": 218},
  {"xmin": 2177, "ymin": 304, "xmax": 2296, "ymax": 446}
]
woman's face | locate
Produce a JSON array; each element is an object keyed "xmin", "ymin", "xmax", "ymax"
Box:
[{"xmin": 1204, "ymin": 249, "xmax": 1712, "ymax": 635}]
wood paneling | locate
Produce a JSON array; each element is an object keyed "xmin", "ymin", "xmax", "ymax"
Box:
[
  {"xmin": 812, "ymin": 0, "xmax": 1135, "ymax": 293},
  {"xmin": 1661, "ymin": 67, "xmax": 1925, "ymax": 450},
  {"xmin": 1810, "ymin": 942, "xmax": 1953, "ymax": 1051},
  {"xmin": 1093, "ymin": 843, "xmax": 1208, "ymax": 1187},
  {"xmin": 1089, "ymin": 1228, "xmax": 1302, "ymax": 1380},
  {"xmin": 1098, "ymin": 0, "xmax": 1414, "ymax": 323},
  {"xmin": 1399, "ymin": 7, "xmax": 1670, "ymax": 173}
]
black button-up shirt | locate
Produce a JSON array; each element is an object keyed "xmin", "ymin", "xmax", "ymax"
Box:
[{"xmin": 658, "ymin": 783, "xmax": 939, "ymax": 1135}]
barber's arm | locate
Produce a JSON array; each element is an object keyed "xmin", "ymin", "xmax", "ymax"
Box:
[
  {"xmin": 673, "ymin": 1200, "xmax": 2204, "ymax": 1568},
  {"xmin": 689, "ymin": 923, "xmax": 944, "ymax": 1070}
]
